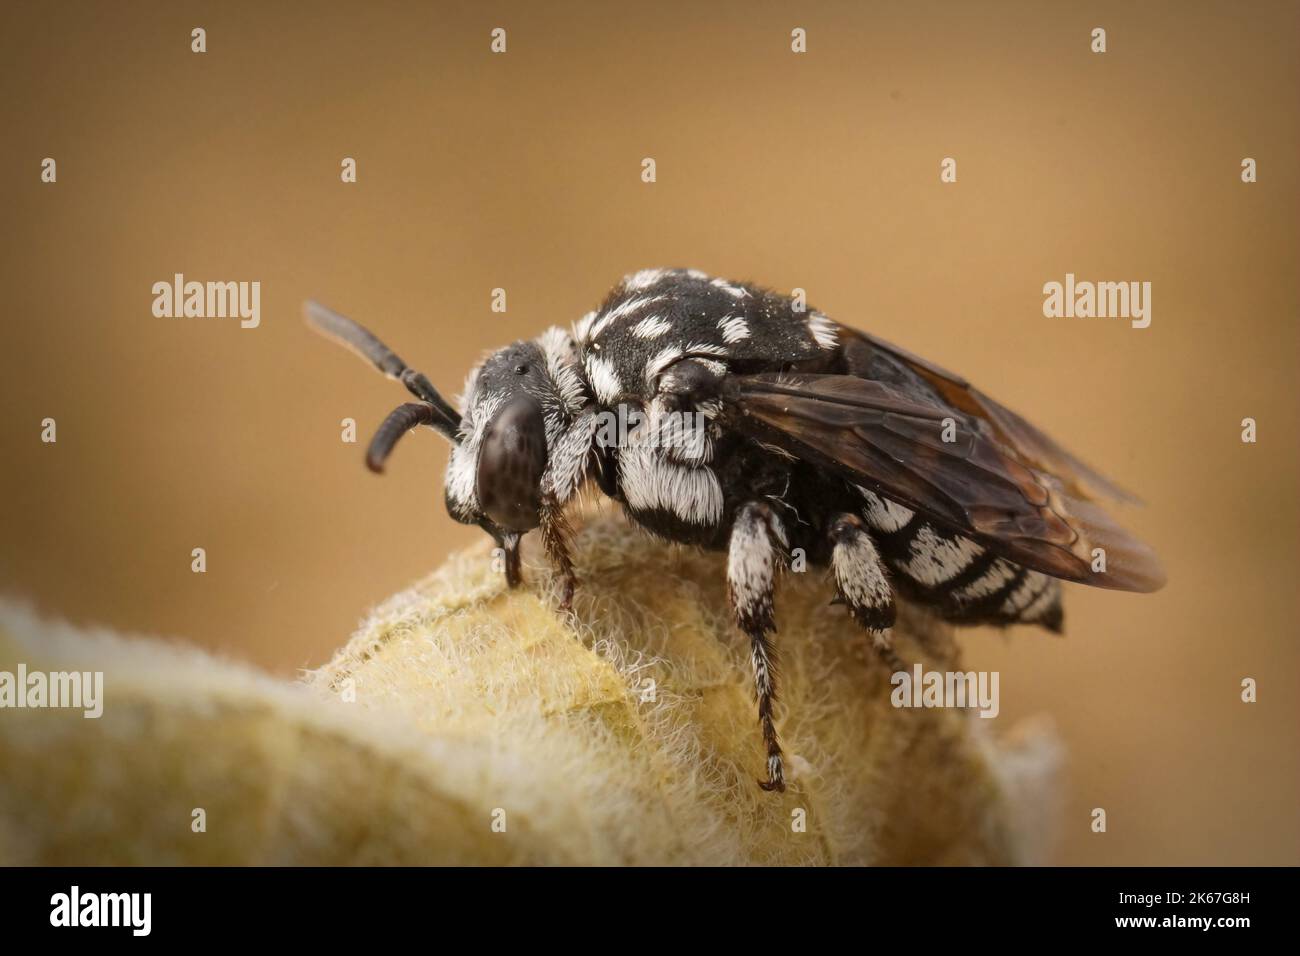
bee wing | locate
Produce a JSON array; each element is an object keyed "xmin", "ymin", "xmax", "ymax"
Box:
[
  {"xmin": 722, "ymin": 373, "xmax": 1165, "ymax": 592},
  {"xmin": 840, "ymin": 327, "xmax": 1141, "ymax": 505}
]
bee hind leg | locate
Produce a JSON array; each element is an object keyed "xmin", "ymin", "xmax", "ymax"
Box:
[
  {"xmin": 828, "ymin": 513, "xmax": 904, "ymax": 673},
  {"xmin": 727, "ymin": 501, "xmax": 788, "ymax": 793}
]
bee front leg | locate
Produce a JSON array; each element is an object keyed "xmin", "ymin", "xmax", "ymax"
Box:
[
  {"xmin": 536, "ymin": 410, "xmax": 601, "ymax": 611},
  {"xmin": 490, "ymin": 530, "xmax": 522, "ymax": 589},
  {"xmin": 501, "ymin": 538, "xmax": 522, "ymax": 590},
  {"xmin": 475, "ymin": 515, "xmax": 522, "ymax": 589},
  {"xmin": 539, "ymin": 493, "xmax": 577, "ymax": 610},
  {"xmin": 727, "ymin": 501, "xmax": 788, "ymax": 793},
  {"xmin": 828, "ymin": 513, "xmax": 904, "ymax": 673}
]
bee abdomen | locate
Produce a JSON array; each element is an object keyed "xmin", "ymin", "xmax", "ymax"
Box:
[{"xmin": 856, "ymin": 488, "xmax": 1063, "ymax": 631}]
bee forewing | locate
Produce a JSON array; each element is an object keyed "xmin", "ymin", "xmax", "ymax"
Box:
[
  {"xmin": 724, "ymin": 372, "xmax": 1165, "ymax": 593},
  {"xmin": 843, "ymin": 327, "xmax": 1142, "ymax": 505}
]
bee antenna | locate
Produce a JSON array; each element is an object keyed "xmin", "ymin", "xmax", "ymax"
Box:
[
  {"xmin": 304, "ymin": 300, "xmax": 462, "ymax": 438},
  {"xmin": 366, "ymin": 402, "xmax": 457, "ymax": 472}
]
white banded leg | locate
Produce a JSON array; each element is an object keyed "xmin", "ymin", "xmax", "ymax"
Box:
[
  {"xmin": 829, "ymin": 514, "xmax": 903, "ymax": 672},
  {"xmin": 537, "ymin": 410, "xmax": 600, "ymax": 608},
  {"xmin": 727, "ymin": 501, "xmax": 788, "ymax": 792}
]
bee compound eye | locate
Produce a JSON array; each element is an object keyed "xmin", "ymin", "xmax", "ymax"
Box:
[{"xmin": 475, "ymin": 396, "xmax": 548, "ymax": 532}]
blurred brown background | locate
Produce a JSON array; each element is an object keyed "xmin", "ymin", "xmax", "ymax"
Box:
[{"xmin": 2, "ymin": 0, "xmax": 1297, "ymax": 865}]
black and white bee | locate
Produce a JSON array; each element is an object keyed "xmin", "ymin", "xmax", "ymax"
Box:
[{"xmin": 306, "ymin": 268, "xmax": 1165, "ymax": 792}]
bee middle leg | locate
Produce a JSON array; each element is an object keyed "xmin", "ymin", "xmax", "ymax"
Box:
[
  {"xmin": 727, "ymin": 500, "xmax": 788, "ymax": 793},
  {"xmin": 828, "ymin": 513, "xmax": 904, "ymax": 673}
]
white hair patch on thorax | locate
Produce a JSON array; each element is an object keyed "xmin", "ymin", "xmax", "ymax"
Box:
[
  {"xmin": 592, "ymin": 294, "xmax": 665, "ymax": 339},
  {"xmin": 710, "ymin": 278, "xmax": 749, "ymax": 300},
  {"xmin": 718, "ymin": 315, "xmax": 750, "ymax": 343},
  {"xmin": 683, "ymin": 342, "xmax": 729, "ymax": 359},
  {"xmin": 644, "ymin": 344, "xmax": 684, "ymax": 387},
  {"xmin": 632, "ymin": 315, "xmax": 673, "ymax": 339},
  {"xmin": 573, "ymin": 310, "xmax": 598, "ymax": 345},
  {"xmin": 623, "ymin": 268, "xmax": 667, "ymax": 292},
  {"xmin": 808, "ymin": 312, "xmax": 839, "ymax": 350},
  {"xmin": 584, "ymin": 354, "xmax": 624, "ymax": 404}
]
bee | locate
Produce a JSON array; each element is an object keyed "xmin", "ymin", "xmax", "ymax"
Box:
[{"xmin": 306, "ymin": 268, "xmax": 1164, "ymax": 792}]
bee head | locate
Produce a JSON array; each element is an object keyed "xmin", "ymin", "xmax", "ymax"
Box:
[
  {"xmin": 467, "ymin": 343, "xmax": 552, "ymax": 531},
  {"xmin": 444, "ymin": 329, "xmax": 588, "ymax": 536},
  {"xmin": 303, "ymin": 302, "xmax": 587, "ymax": 586}
]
